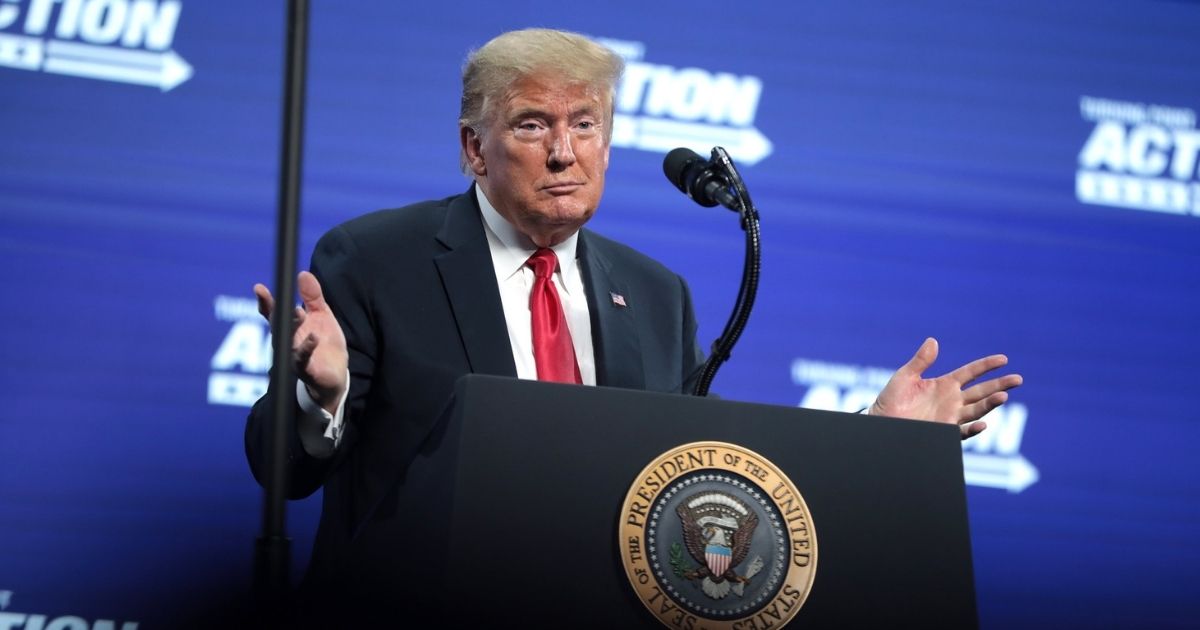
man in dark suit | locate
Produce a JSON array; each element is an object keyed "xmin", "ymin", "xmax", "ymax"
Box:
[{"xmin": 246, "ymin": 27, "xmax": 1021, "ymax": 616}]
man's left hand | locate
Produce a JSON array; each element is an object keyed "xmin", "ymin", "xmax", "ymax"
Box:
[{"xmin": 868, "ymin": 337, "xmax": 1023, "ymax": 439}]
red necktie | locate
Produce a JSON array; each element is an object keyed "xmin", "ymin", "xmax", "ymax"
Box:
[{"xmin": 527, "ymin": 248, "xmax": 582, "ymax": 384}]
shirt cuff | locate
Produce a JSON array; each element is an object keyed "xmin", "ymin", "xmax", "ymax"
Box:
[{"xmin": 295, "ymin": 371, "xmax": 350, "ymax": 456}]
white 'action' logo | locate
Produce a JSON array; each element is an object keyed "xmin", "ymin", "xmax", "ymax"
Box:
[
  {"xmin": 209, "ymin": 294, "xmax": 270, "ymax": 407},
  {"xmin": 1076, "ymin": 95, "xmax": 1200, "ymax": 217},
  {"xmin": 0, "ymin": 0, "xmax": 191, "ymax": 91},
  {"xmin": 0, "ymin": 592, "xmax": 139, "ymax": 630},
  {"xmin": 599, "ymin": 37, "xmax": 773, "ymax": 166}
]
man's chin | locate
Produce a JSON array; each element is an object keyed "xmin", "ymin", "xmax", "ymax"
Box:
[
  {"xmin": 538, "ymin": 203, "xmax": 594, "ymax": 228},
  {"xmin": 520, "ymin": 208, "xmax": 594, "ymax": 245}
]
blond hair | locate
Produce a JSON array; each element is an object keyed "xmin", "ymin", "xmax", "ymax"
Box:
[{"xmin": 458, "ymin": 28, "xmax": 625, "ymax": 172}]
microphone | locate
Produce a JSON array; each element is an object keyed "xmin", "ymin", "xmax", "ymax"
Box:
[
  {"xmin": 662, "ymin": 146, "xmax": 762, "ymax": 396},
  {"xmin": 662, "ymin": 147, "xmax": 740, "ymax": 210}
]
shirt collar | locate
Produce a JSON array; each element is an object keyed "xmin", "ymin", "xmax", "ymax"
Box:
[{"xmin": 475, "ymin": 185, "xmax": 580, "ymax": 292}]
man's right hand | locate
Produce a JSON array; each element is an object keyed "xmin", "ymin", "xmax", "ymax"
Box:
[{"xmin": 254, "ymin": 271, "xmax": 349, "ymax": 416}]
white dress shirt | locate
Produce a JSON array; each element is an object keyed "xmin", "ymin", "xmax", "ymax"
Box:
[
  {"xmin": 296, "ymin": 187, "xmax": 596, "ymax": 453},
  {"xmin": 476, "ymin": 187, "xmax": 596, "ymax": 386}
]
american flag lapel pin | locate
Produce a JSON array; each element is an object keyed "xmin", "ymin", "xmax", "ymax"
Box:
[{"xmin": 610, "ymin": 292, "xmax": 627, "ymax": 307}]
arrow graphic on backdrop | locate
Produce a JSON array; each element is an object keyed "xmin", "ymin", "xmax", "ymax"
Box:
[
  {"xmin": 42, "ymin": 40, "xmax": 192, "ymax": 91},
  {"xmin": 0, "ymin": 35, "xmax": 193, "ymax": 91},
  {"xmin": 962, "ymin": 453, "xmax": 1040, "ymax": 493},
  {"xmin": 612, "ymin": 114, "xmax": 774, "ymax": 166}
]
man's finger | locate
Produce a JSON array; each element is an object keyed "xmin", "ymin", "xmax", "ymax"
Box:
[
  {"xmin": 294, "ymin": 306, "xmax": 307, "ymax": 327},
  {"xmin": 961, "ymin": 374, "xmax": 1023, "ymax": 405},
  {"xmin": 960, "ymin": 420, "xmax": 988, "ymax": 440},
  {"xmin": 959, "ymin": 391, "xmax": 1008, "ymax": 424},
  {"xmin": 298, "ymin": 271, "xmax": 329, "ymax": 312},
  {"xmin": 947, "ymin": 353, "xmax": 1008, "ymax": 386},
  {"xmin": 254, "ymin": 283, "xmax": 275, "ymax": 320},
  {"xmin": 897, "ymin": 337, "xmax": 938, "ymax": 378}
]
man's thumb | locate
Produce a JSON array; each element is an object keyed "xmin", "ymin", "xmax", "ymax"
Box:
[
  {"xmin": 297, "ymin": 271, "xmax": 327, "ymax": 311},
  {"xmin": 900, "ymin": 337, "xmax": 938, "ymax": 377}
]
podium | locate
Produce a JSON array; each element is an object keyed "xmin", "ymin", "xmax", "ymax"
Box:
[{"xmin": 415, "ymin": 375, "xmax": 978, "ymax": 627}]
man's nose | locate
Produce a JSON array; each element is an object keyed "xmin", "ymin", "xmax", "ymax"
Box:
[{"xmin": 547, "ymin": 126, "xmax": 577, "ymax": 169}]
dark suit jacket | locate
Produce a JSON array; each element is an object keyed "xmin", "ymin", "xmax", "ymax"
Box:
[{"xmin": 245, "ymin": 187, "xmax": 704, "ymax": 614}]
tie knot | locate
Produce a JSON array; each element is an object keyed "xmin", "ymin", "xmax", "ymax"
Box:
[{"xmin": 527, "ymin": 248, "xmax": 558, "ymax": 280}]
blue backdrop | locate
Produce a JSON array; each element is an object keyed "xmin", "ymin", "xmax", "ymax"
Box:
[{"xmin": 2, "ymin": 1, "xmax": 1198, "ymax": 627}]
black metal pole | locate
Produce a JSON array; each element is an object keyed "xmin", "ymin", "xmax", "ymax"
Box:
[{"xmin": 255, "ymin": 0, "xmax": 309, "ymax": 606}]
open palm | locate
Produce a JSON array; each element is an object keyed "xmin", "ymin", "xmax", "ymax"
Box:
[
  {"xmin": 254, "ymin": 271, "xmax": 349, "ymax": 415},
  {"xmin": 870, "ymin": 338, "xmax": 1023, "ymax": 439}
]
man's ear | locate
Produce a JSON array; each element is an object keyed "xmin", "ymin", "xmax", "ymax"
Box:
[{"xmin": 461, "ymin": 126, "xmax": 486, "ymax": 176}]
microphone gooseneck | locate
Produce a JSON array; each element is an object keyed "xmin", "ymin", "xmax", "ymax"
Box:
[{"xmin": 662, "ymin": 146, "xmax": 762, "ymax": 397}]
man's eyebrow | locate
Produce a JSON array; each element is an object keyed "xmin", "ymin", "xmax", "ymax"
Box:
[
  {"xmin": 508, "ymin": 106, "xmax": 549, "ymax": 121},
  {"xmin": 570, "ymin": 104, "xmax": 601, "ymax": 119},
  {"xmin": 506, "ymin": 104, "xmax": 601, "ymax": 123}
]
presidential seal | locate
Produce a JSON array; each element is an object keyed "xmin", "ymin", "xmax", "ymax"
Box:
[{"xmin": 619, "ymin": 442, "xmax": 817, "ymax": 629}]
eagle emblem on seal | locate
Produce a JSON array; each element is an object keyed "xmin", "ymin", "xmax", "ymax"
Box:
[{"xmin": 676, "ymin": 491, "xmax": 764, "ymax": 600}]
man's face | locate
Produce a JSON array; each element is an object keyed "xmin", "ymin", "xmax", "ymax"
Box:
[{"xmin": 463, "ymin": 74, "xmax": 611, "ymax": 247}]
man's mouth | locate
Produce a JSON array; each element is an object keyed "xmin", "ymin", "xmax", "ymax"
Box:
[{"xmin": 542, "ymin": 181, "xmax": 583, "ymax": 194}]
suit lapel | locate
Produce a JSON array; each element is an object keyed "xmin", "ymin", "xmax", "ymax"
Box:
[
  {"xmin": 433, "ymin": 189, "xmax": 518, "ymax": 378},
  {"xmin": 579, "ymin": 231, "xmax": 645, "ymax": 389}
]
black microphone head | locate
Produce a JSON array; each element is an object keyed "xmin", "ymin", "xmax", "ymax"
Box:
[{"xmin": 663, "ymin": 147, "xmax": 705, "ymax": 194}]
